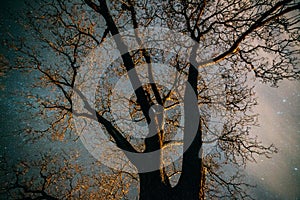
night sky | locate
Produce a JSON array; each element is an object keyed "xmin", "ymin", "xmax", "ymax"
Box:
[
  {"xmin": 0, "ymin": 0, "xmax": 299, "ymax": 199},
  {"xmin": 248, "ymin": 81, "xmax": 300, "ymax": 199}
]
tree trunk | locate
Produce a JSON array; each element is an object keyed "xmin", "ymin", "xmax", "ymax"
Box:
[
  {"xmin": 139, "ymin": 163, "xmax": 205, "ymax": 200},
  {"xmin": 139, "ymin": 170, "xmax": 171, "ymax": 200}
]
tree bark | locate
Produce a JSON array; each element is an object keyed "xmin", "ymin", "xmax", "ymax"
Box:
[
  {"xmin": 139, "ymin": 168, "xmax": 205, "ymax": 200},
  {"xmin": 139, "ymin": 171, "xmax": 171, "ymax": 200}
]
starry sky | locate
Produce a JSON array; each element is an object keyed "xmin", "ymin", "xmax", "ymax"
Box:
[
  {"xmin": 0, "ymin": 0, "xmax": 299, "ymax": 199},
  {"xmin": 247, "ymin": 80, "xmax": 300, "ymax": 199}
]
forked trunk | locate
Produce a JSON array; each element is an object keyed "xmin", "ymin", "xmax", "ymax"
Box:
[
  {"xmin": 139, "ymin": 170, "xmax": 171, "ymax": 200},
  {"xmin": 138, "ymin": 161, "xmax": 205, "ymax": 200}
]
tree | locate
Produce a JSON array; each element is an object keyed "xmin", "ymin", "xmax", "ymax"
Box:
[
  {"xmin": 0, "ymin": 54, "xmax": 10, "ymax": 91},
  {"xmin": 3, "ymin": 0, "xmax": 299, "ymax": 199}
]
